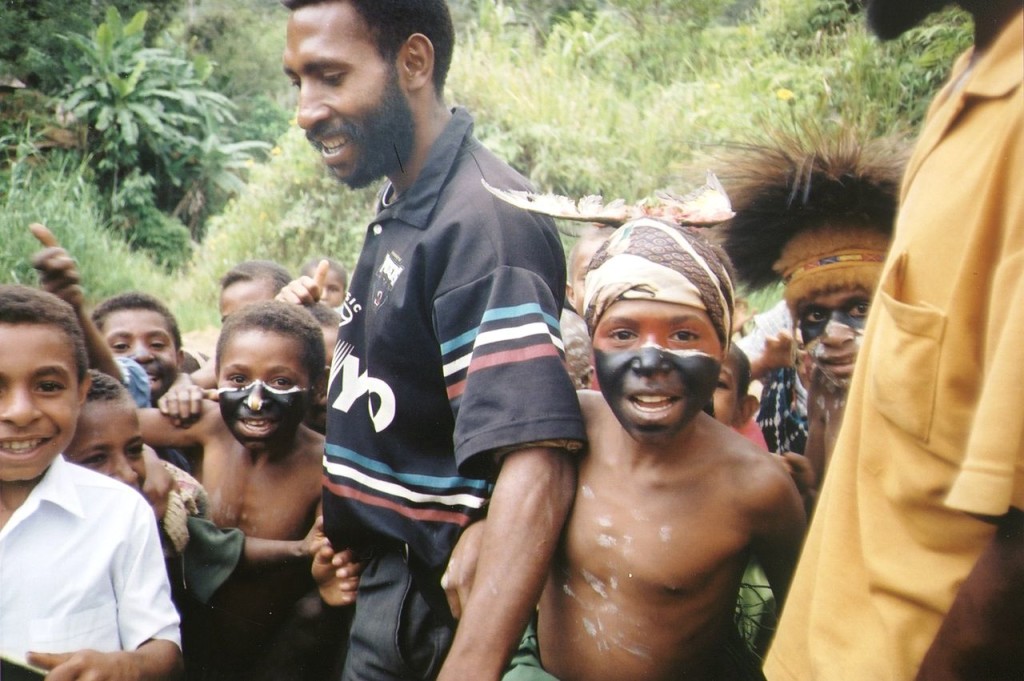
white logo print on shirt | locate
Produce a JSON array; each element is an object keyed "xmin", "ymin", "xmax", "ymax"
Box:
[{"xmin": 330, "ymin": 342, "xmax": 396, "ymax": 432}]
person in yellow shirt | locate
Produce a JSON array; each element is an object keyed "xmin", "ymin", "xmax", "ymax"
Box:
[{"xmin": 764, "ymin": 2, "xmax": 1024, "ymax": 680}]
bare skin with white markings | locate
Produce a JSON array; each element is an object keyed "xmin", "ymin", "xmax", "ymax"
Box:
[
  {"xmin": 541, "ymin": 299, "xmax": 806, "ymax": 681},
  {"xmin": 798, "ymin": 288, "xmax": 870, "ymax": 495}
]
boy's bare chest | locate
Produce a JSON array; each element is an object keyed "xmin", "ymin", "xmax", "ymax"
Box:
[
  {"xmin": 200, "ymin": 444, "xmax": 320, "ymax": 539},
  {"xmin": 566, "ymin": 468, "xmax": 749, "ymax": 596}
]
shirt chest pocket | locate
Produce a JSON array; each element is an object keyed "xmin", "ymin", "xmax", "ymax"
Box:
[
  {"xmin": 29, "ymin": 602, "xmax": 120, "ymax": 654},
  {"xmin": 867, "ymin": 261, "xmax": 947, "ymax": 444}
]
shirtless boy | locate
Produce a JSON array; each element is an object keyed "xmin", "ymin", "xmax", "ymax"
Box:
[
  {"xmin": 486, "ymin": 219, "xmax": 806, "ymax": 681},
  {"xmin": 139, "ymin": 301, "xmax": 325, "ymax": 678}
]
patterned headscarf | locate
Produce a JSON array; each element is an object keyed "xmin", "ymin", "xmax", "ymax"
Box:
[{"xmin": 582, "ymin": 218, "xmax": 734, "ymax": 349}]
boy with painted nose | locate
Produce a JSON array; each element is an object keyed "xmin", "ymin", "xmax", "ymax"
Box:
[{"xmin": 450, "ymin": 218, "xmax": 806, "ymax": 681}]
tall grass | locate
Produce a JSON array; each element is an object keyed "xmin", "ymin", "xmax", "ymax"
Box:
[{"xmin": 0, "ymin": 151, "xmax": 177, "ymax": 310}]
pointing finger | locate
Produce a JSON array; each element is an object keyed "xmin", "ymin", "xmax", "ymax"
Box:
[
  {"xmin": 314, "ymin": 259, "xmax": 330, "ymax": 292},
  {"xmin": 29, "ymin": 222, "xmax": 60, "ymax": 248}
]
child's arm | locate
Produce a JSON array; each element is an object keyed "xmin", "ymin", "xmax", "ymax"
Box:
[
  {"xmin": 138, "ymin": 404, "xmax": 219, "ymax": 451},
  {"xmin": 308, "ymin": 515, "xmax": 363, "ymax": 607},
  {"xmin": 29, "ymin": 223, "xmax": 122, "ymax": 381},
  {"xmin": 748, "ymin": 459, "xmax": 807, "ymax": 611},
  {"xmin": 156, "ymin": 372, "xmax": 215, "ymax": 428},
  {"xmin": 26, "ymin": 640, "xmax": 182, "ymax": 681}
]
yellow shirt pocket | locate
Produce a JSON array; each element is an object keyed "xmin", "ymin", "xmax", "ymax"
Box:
[{"xmin": 868, "ymin": 288, "xmax": 946, "ymax": 444}]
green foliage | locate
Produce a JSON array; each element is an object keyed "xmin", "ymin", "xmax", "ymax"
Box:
[
  {"xmin": 0, "ymin": 0, "xmax": 184, "ymax": 94},
  {"xmin": 109, "ymin": 169, "xmax": 193, "ymax": 270},
  {"xmin": 0, "ymin": 152, "xmax": 174, "ymax": 304},
  {"xmin": 59, "ymin": 7, "xmax": 269, "ymax": 259},
  {"xmin": 1, "ymin": 0, "xmax": 977, "ymax": 331},
  {"xmin": 183, "ymin": 1, "xmax": 293, "ymax": 147}
]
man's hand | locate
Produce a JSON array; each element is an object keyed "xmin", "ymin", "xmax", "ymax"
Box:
[
  {"xmin": 276, "ymin": 259, "xmax": 328, "ymax": 306},
  {"xmin": 30, "ymin": 223, "xmax": 85, "ymax": 310},
  {"xmin": 442, "ymin": 520, "xmax": 486, "ymax": 620},
  {"xmin": 915, "ymin": 508, "xmax": 1024, "ymax": 681},
  {"xmin": 437, "ymin": 447, "xmax": 575, "ymax": 681}
]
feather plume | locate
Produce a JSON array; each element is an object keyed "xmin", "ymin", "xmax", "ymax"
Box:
[
  {"xmin": 711, "ymin": 128, "xmax": 908, "ymax": 290},
  {"xmin": 482, "ymin": 170, "xmax": 734, "ymax": 235}
]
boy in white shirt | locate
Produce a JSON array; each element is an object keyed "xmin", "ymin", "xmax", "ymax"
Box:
[{"xmin": 0, "ymin": 284, "xmax": 181, "ymax": 680}]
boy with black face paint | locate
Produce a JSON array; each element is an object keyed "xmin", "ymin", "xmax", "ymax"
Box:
[
  {"xmin": 715, "ymin": 131, "xmax": 904, "ymax": 501},
  {"xmin": 139, "ymin": 301, "xmax": 332, "ymax": 679},
  {"xmin": 452, "ymin": 219, "xmax": 806, "ymax": 681}
]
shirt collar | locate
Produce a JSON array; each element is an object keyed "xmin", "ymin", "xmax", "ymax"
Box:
[
  {"xmin": 376, "ymin": 107, "xmax": 475, "ymax": 230},
  {"xmin": 26, "ymin": 455, "xmax": 86, "ymax": 519},
  {"xmin": 961, "ymin": 9, "xmax": 1023, "ymax": 100}
]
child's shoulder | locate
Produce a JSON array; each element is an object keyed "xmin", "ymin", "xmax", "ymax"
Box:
[
  {"xmin": 696, "ymin": 415, "xmax": 766, "ymax": 460},
  {"xmin": 696, "ymin": 418, "xmax": 791, "ymax": 486},
  {"xmin": 708, "ymin": 426, "xmax": 801, "ymax": 515}
]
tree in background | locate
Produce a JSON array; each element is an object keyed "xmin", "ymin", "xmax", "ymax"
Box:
[
  {"xmin": 182, "ymin": 0, "xmax": 293, "ymax": 148},
  {"xmin": 59, "ymin": 8, "xmax": 268, "ymax": 267},
  {"xmin": 0, "ymin": 0, "xmax": 184, "ymax": 93}
]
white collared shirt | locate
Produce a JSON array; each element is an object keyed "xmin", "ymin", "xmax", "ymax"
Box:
[{"xmin": 0, "ymin": 456, "xmax": 181, "ymax": 663}]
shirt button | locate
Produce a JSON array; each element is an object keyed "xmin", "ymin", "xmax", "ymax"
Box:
[{"xmin": 372, "ymin": 224, "xmax": 383, "ymax": 235}]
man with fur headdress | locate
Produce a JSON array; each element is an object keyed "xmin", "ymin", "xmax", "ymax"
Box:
[
  {"xmin": 715, "ymin": 130, "xmax": 905, "ymax": 499},
  {"xmin": 765, "ymin": 3, "xmax": 1024, "ymax": 680}
]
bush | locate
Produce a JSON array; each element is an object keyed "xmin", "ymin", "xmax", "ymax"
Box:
[
  {"xmin": 166, "ymin": 124, "xmax": 378, "ymax": 329},
  {"xmin": 60, "ymin": 8, "xmax": 269, "ymax": 251}
]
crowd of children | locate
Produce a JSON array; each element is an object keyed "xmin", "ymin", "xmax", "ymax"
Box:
[
  {"xmin": 2, "ymin": 1, "xmax": 1018, "ymax": 678},
  {"xmin": 0, "ymin": 128, "xmax": 900, "ymax": 681}
]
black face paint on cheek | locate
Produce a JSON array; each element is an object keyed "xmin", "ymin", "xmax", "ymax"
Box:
[
  {"xmin": 594, "ymin": 347, "xmax": 721, "ymax": 434},
  {"xmin": 218, "ymin": 382, "xmax": 309, "ymax": 443},
  {"xmin": 800, "ymin": 308, "xmax": 866, "ymax": 345}
]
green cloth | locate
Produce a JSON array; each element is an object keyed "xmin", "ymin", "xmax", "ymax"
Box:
[
  {"xmin": 735, "ymin": 558, "xmax": 778, "ymax": 659},
  {"xmin": 182, "ymin": 515, "xmax": 245, "ymax": 604},
  {"xmin": 502, "ymin": 619, "xmax": 560, "ymax": 681}
]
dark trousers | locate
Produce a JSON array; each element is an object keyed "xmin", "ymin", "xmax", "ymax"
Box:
[{"xmin": 340, "ymin": 550, "xmax": 454, "ymax": 681}]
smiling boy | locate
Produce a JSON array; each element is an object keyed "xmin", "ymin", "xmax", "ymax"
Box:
[
  {"xmin": 92, "ymin": 292, "xmax": 186, "ymax": 405},
  {"xmin": 138, "ymin": 300, "xmax": 325, "ymax": 678},
  {"xmin": 0, "ymin": 285, "xmax": 181, "ymax": 680},
  {"xmin": 476, "ymin": 219, "xmax": 805, "ymax": 681}
]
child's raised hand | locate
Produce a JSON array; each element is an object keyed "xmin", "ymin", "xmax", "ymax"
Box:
[
  {"xmin": 309, "ymin": 516, "xmax": 363, "ymax": 607},
  {"xmin": 30, "ymin": 223, "xmax": 85, "ymax": 310},
  {"xmin": 762, "ymin": 330, "xmax": 795, "ymax": 372},
  {"xmin": 276, "ymin": 259, "xmax": 328, "ymax": 306},
  {"xmin": 156, "ymin": 374, "xmax": 216, "ymax": 428}
]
